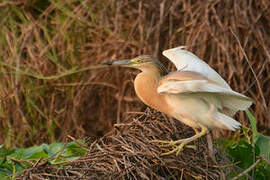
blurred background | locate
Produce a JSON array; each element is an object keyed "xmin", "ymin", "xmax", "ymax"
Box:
[{"xmin": 0, "ymin": 0, "xmax": 269, "ymax": 148}]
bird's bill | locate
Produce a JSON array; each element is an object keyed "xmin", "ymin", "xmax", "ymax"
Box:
[{"xmin": 102, "ymin": 59, "xmax": 132, "ymax": 66}]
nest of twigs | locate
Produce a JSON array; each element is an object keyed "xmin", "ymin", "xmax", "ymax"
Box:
[{"xmin": 19, "ymin": 109, "xmax": 229, "ymax": 179}]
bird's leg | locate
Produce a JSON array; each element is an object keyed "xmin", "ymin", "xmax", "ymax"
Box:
[
  {"xmin": 206, "ymin": 103, "xmax": 217, "ymax": 163},
  {"xmin": 152, "ymin": 124, "xmax": 208, "ymax": 156},
  {"xmin": 207, "ymin": 132, "xmax": 217, "ymax": 163},
  {"xmin": 174, "ymin": 127, "xmax": 199, "ymax": 143}
]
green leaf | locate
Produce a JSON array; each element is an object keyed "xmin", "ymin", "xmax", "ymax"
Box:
[
  {"xmin": 0, "ymin": 146, "xmax": 14, "ymax": 157},
  {"xmin": 8, "ymin": 148, "xmax": 25, "ymax": 159},
  {"xmin": 0, "ymin": 171, "xmax": 11, "ymax": 180},
  {"xmin": 48, "ymin": 142, "xmax": 64, "ymax": 157},
  {"xmin": 246, "ymin": 110, "xmax": 257, "ymax": 145},
  {"xmin": 9, "ymin": 145, "xmax": 49, "ymax": 159},
  {"xmin": 255, "ymin": 134, "xmax": 270, "ymax": 160},
  {"xmin": 64, "ymin": 141, "xmax": 86, "ymax": 157},
  {"xmin": 227, "ymin": 139, "xmax": 259, "ymax": 170},
  {"xmin": 253, "ymin": 161, "xmax": 270, "ymax": 180},
  {"xmin": 0, "ymin": 158, "xmax": 5, "ymax": 165},
  {"xmin": 0, "ymin": 140, "xmax": 87, "ymax": 178},
  {"xmin": 0, "ymin": 167, "xmax": 12, "ymax": 175},
  {"xmin": 242, "ymin": 127, "xmax": 251, "ymax": 144},
  {"xmin": 23, "ymin": 146, "xmax": 48, "ymax": 159}
]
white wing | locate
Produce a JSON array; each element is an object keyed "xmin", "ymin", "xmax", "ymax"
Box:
[
  {"xmin": 162, "ymin": 46, "xmax": 231, "ymax": 89},
  {"xmin": 158, "ymin": 71, "xmax": 253, "ymax": 112},
  {"xmin": 158, "ymin": 79, "xmax": 249, "ymax": 102}
]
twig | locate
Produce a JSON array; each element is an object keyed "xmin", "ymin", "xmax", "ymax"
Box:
[
  {"xmin": 260, "ymin": 155, "xmax": 270, "ymax": 165},
  {"xmin": 52, "ymin": 143, "xmax": 66, "ymax": 164},
  {"xmin": 67, "ymin": 135, "xmax": 89, "ymax": 151},
  {"xmin": 210, "ymin": 161, "xmax": 240, "ymax": 168},
  {"xmin": 7, "ymin": 156, "xmax": 34, "ymax": 166},
  {"xmin": 230, "ymin": 28, "xmax": 267, "ymax": 110},
  {"xmin": 33, "ymin": 158, "xmax": 42, "ymax": 167},
  {"xmin": 231, "ymin": 157, "xmax": 261, "ymax": 180},
  {"xmin": 68, "ymin": 170, "xmax": 84, "ymax": 177}
]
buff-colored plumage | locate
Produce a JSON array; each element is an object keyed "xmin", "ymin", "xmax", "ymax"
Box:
[{"xmin": 103, "ymin": 47, "xmax": 253, "ymax": 155}]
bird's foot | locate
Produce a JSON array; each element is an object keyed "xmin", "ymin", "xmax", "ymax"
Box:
[
  {"xmin": 151, "ymin": 139, "xmax": 197, "ymax": 156},
  {"xmin": 151, "ymin": 124, "xmax": 208, "ymax": 156},
  {"xmin": 161, "ymin": 141, "xmax": 197, "ymax": 156},
  {"xmin": 151, "ymin": 136, "xmax": 197, "ymax": 147}
]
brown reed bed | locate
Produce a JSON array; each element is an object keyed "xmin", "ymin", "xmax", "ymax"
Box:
[{"xmin": 0, "ymin": 0, "xmax": 269, "ymax": 148}]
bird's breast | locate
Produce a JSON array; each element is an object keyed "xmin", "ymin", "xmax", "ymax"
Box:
[{"xmin": 134, "ymin": 72, "xmax": 173, "ymax": 114}]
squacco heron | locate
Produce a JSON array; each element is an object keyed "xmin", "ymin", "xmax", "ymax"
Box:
[{"xmin": 103, "ymin": 47, "xmax": 253, "ymax": 155}]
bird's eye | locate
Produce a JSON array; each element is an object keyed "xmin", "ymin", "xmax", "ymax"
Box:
[{"xmin": 132, "ymin": 59, "xmax": 143, "ymax": 64}]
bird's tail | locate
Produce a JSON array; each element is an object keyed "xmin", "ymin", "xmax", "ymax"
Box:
[
  {"xmin": 221, "ymin": 95, "xmax": 253, "ymax": 116},
  {"xmin": 213, "ymin": 112, "xmax": 241, "ymax": 131}
]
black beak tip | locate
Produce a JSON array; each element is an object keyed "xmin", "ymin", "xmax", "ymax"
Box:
[{"xmin": 102, "ymin": 61, "xmax": 113, "ymax": 65}]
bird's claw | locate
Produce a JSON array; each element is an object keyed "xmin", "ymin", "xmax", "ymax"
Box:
[
  {"xmin": 150, "ymin": 139, "xmax": 197, "ymax": 156},
  {"xmin": 151, "ymin": 126, "xmax": 207, "ymax": 156},
  {"xmin": 150, "ymin": 139, "xmax": 178, "ymax": 147},
  {"xmin": 160, "ymin": 143, "xmax": 197, "ymax": 156}
]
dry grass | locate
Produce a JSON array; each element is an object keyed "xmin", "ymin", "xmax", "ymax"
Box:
[{"xmin": 0, "ymin": 0, "xmax": 269, "ymax": 148}]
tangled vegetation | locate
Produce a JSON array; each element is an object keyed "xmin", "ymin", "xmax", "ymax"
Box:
[{"xmin": 0, "ymin": 0, "xmax": 269, "ymax": 179}]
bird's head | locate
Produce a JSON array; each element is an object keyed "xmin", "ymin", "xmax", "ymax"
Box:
[{"xmin": 103, "ymin": 55, "xmax": 168, "ymax": 74}]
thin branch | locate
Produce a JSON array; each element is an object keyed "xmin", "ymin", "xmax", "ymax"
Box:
[
  {"xmin": 260, "ymin": 155, "xmax": 270, "ymax": 165},
  {"xmin": 231, "ymin": 157, "xmax": 261, "ymax": 180},
  {"xmin": 230, "ymin": 28, "xmax": 267, "ymax": 110}
]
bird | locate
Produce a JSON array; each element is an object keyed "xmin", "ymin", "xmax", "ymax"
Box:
[{"xmin": 103, "ymin": 47, "xmax": 253, "ymax": 155}]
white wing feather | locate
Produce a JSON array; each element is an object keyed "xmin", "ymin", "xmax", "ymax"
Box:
[
  {"xmin": 158, "ymin": 80, "xmax": 246, "ymax": 98},
  {"xmin": 162, "ymin": 46, "xmax": 231, "ymax": 89},
  {"xmin": 157, "ymin": 79, "xmax": 252, "ymax": 111},
  {"xmin": 214, "ymin": 112, "xmax": 241, "ymax": 131}
]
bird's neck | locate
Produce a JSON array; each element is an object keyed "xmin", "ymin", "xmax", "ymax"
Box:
[{"xmin": 134, "ymin": 69, "xmax": 169, "ymax": 113}]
